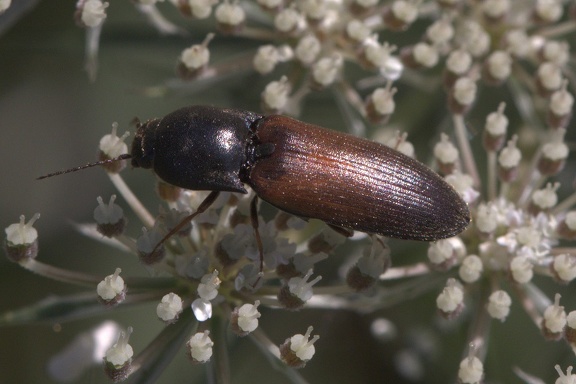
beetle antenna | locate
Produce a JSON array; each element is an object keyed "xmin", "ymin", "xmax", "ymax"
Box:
[
  {"xmin": 37, "ymin": 154, "xmax": 132, "ymax": 180},
  {"xmin": 149, "ymin": 191, "xmax": 220, "ymax": 255}
]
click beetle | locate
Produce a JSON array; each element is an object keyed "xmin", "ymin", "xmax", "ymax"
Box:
[{"xmin": 130, "ymin": 105, "xmax": 470, "ymax": 241}]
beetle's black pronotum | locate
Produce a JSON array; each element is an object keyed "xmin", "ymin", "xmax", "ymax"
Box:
[{"xmin": 130, "ymin": 105, "xmax": 469, "ymax": 241}]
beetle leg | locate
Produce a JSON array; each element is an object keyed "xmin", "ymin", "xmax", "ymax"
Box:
[{"xmin": 150, "ymin": 191, "xmax": 220, "ymax": 256}]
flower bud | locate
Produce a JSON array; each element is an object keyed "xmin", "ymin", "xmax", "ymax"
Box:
[
  {"xmin": 94, "ymin": 195, "xmax": 126, "ymax": 238},
  {"xmin": 458, "ymin": 344, "xmax": 484, "ymax": 384},
  {"xmin": 542, "ymin": 293, "xmax": 566, "ymax": 340},
  {"xmin": 230, "ymin": 301, "xmax": 261, "ymax": 336},
  {"xmin": 156, "ymin": 293, "xmax": 184, "ymax": 323},
  {"xmin": 177, "ymin": 33, "xmax": 214, "ymax": 80},
  {"xmin": 104, "ymin": 327, "xmax": 133, "ymax": 382},
  {"xmin": 382, "ymin": 0, "xmax": 418, "ymax": 31},
  {"xmin": 483, "ymin": 103, "xmax": 508, "ymax": 151},
  {"xmin": 187, "ymin": 331, "xmax": 213, "ymax": 364},
  {"xmin": 279, "ymin": 326, "xmax": 319, "ymax": 368},
  {"xmin": 434, "ymin": 133, "xmax": 459, "ymax": 176},
  {"xmin": 98, "ymin": 123, "xmax": 129, "ymax": 173},
  {"xmin": 486, "ymin": 290, "xmax": 511, "ymax": 321},
  {"xmin": 277, "ymin": 269, "xmax": 321, "ymax": 310},
  {"xmin": 215, "ymin": 0, "xmax": 245, "ymax": 35},
  {"xmin": 436, "ymin": 278, "xmax": 464, "ymax": 319},
  {"xmin": 498, "ymin": 135, "xmax": 521, "ymax": 182},
  {"xmin": 4, "ymin": 213, "xmax": 40, "ymax": 263},
  {"xmin": 346, "ymin": 237, "xmax": 390, "ymax": 291},
  {"xmin": 365, "ymin": 84, "xmax": 397, "ymax": 124},
  {"xmin": 557, "ymin": 211, "xmax": 576, "ymax": 240}
]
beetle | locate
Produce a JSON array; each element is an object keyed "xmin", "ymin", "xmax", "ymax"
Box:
[
  {"xmin": 130, "ymin": 105, "xmax": 469, "ymax": 241},
  {"xmin": 40, "ymin": 105, "xmax": 470, "ymax": 261}
]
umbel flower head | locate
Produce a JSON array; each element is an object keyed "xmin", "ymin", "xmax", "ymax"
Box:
[{"xmin": 2, "ymin": 0, "xmax": 576, "ymax": 383}]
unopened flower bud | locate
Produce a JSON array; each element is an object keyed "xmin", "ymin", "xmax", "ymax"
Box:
[
  {"xmin": 434, "ymin": 133, "xmax": 459, "ymax": 175},
  {"xmin": 547, "ymin": 81, "xmax": 574, "ymax": 129},
  {"xmin": 459, "ymin": 255, "xmax": 483, "ymax": 283},
  {"xmin": 437, "ymin": 278, "xmax": 464, "ymax": 319},
  {"xmin": 444, "ymin": 49, "xmax": 472, "ymax": 81},
  {"xmin": 104, "ymin": 327, "xmax": 133, "ymax": 382},
  {"xmin": 97, "ymin": 268, "xmax": 126, "ymax": 305},
  {"xmin": 487, "ymin": 290, "xmax": 511, "ymax": 321},
  {"xmin": 428, "ymin": 238, "xmax": 458, "ymax": 270},
  {"xmin": 565, "ymin": 312, "xmax": 576, "ymax": 346},
  {"xmin": 295, "ymin": 34, "xmax": 321, "ymax": 65},
  {"xmin": 557, "ymin": 211, "xmax": 576, "ymax": 239},
  {"xmin": 483, "ymin": 103, "xmax": 508, "ymax": 151},
  {"xmin": 542, "ymin": 293, "xmax": 566, "ymax": 340},
  {"xmin": 358, "ymin": 38, "xmax": 396, "ymax": 71},
  {"xmin": 426, "ymin": 16, "xmax": 454, "ymax": 45},
  {"xmin": 136, "ymin": 225, "xmax": 165, "ymax": 264},
  {"xmin": 555, "ymin": 365, "xmax": 576, "ymax": 384},
  {"xmin": 345, "ymin": 19, "xmax": 371, "ymax": 44},
  {"xmin": 552, "ymin": 254, "xmax": 576, "ymax": 283},
  {"xmin": 197, "ymin": 270, "xmax": 221, "ymax": 301},
  {"xmin": 308, "ymin": 227, "xmax": 345, "ymax": 254},
  {"xmin": 503, "ymin": 29, "xmax": 530, "ymax": 58},
  {"xmin": 76, "ymin": 0, "xmax": 109, "ymax": 28},
  {"xmin": 278, "ymin": 269, "xmax": 321, "ymax": 310},
  {"xmin": 256, "ymin": 0, "xmax": 282, "ymax": 11},
  {"xmin": 274, "ymin": 7, "xmax": 301, "ymax": 34},
  {"xmin": 262, "ymin": 76, "xmax": 291, "ymax": 113},
  {"xmin": 215, "ymin": 0, "xmax": 245, "ymax": 34},
  {"xmin": 529, "ymin": 182, "xmax": 559, "ymax": 214},
  {"xmin": 94, "ymin": 195, "xmax": 126, "ymax": 238},
  {"xmin": 383, "ymin": 131, "xmax": 414, "ymax": 158},
  {"xmin": 509, "ymin": 256, "xmax": 533, "ymax": 284},
  {"xmin": 365, "ymin": 84, "xmax": 397, "ymax": 124},
  {"xmin": 449, "ymin": 76, "xmax": 477, "ymax": 114},
  {"xmin": 382, "ymin": 0, "xmax": 418, "ymax": 31},
  {"xmin": 536, "ymin": 62, "xmax": 563, "ymax": 96},
  {"xmin": 347, "ymin": 237, "xmax": 390, "ymax": 291},
  {"xmin": 279, "ymin": 326, "xmax": 319, "ymax": 368},
  {"xmin": 177, "ymin": 33, "xmax": 214, "ymax": 80},
  {"xmin": 400, "ymin": 42, "xmax": 439, "ymax": 69},
  {"xmin": 458, "ymin": 344, "xmax": 484, "ymax": 384},
  {"xmin": 180, "ymin": 0, "xmax": 217, "ymax": 19},
  {"xmin": 98, "ymin": 123, "xmax": 129, "ymax": 173},
  {"xmin": 230, "ymin": 300, "xmax": 261, "ymax": 336},
  {"xmin": 482, "ymin": 50, "xmax": 512, "ymax": 85},
  {"xmin": 476, "ymin": 203, "xmax": 498, "ymax": 235},
  {"xmin": 4, "ymin": 213, "xmax": 40, "ymax": 262},
  {"xmin": 533, "ymin": 0, "xmax": 563, "ymax": 23},
  {"xmin": 311, "ymin": 54, "xmax": 342, "ymax": 90},
  {"xmin": 498, "ymin": 135, "xmax": 521, "ymax": 182},
  {"xmin": 482, "ymin": 0, "xmax": 510, "ymax": 22},
  {"xmin": 254, "ymin": 45, "xmax": 286, "ymax": 75},
  {"xmin": 187, "ymin": 331, "xmax": 213, "ymax": 363},
  {"xmin": 540, "ymin": 40, "xmax": 569, "ymax": 66},
  {"xmin": 156, "ymin": 293, "xmax": 183, "ymax": 323}
]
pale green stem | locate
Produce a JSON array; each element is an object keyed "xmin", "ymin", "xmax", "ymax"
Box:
[
  {"xmin": 453, "ymin": 114, "xmax": 480, "ymax": 187},
  {"xmin": 379, "ymin": 262, "xmax": 430, "ymax": 279},
  {"xmin": 552, "ymin": 190, "xmax": 576, "ymax": 215},
  {"xmin": 21, "ymin": 259, "xmax": 101, "ymax": 287},
  {"xmin": 109, "ymin": 173, "xmax": 155, "ymax": 228},
  {"xmin": 487, "ymin": 151, "xmax": 497, "ymax": 201},
  {"xmin": 536, "ymin": 20, "xmax": 576, "ymax": 38}
]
